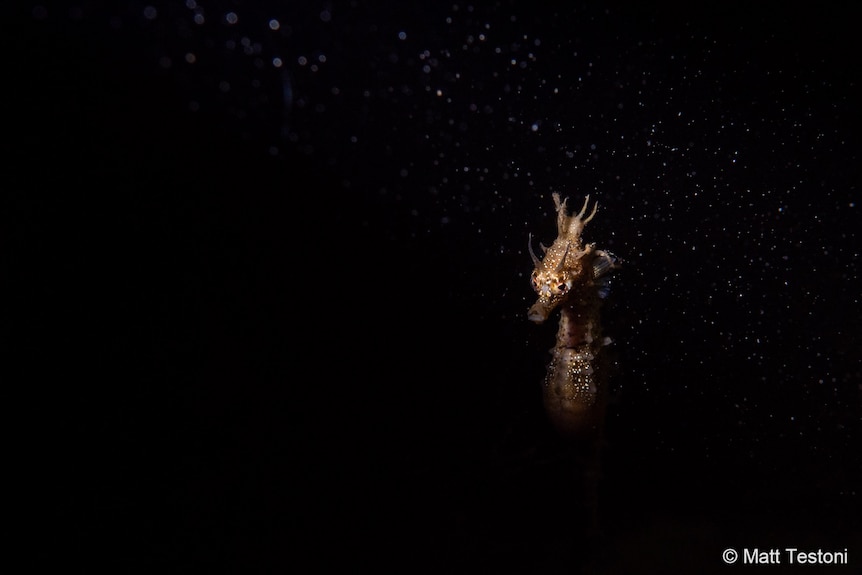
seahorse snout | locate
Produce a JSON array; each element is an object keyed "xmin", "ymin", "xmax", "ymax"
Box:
[{"xmin": 527, "ymin": 301, "xmax": 551, "ymax": 323}]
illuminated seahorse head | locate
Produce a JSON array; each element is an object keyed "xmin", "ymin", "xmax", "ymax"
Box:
[{"xmin": 527, "ymin": 193, "xmax": 598, "ymax": 324}]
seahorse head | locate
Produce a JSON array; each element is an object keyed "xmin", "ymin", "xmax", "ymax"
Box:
[
  {"xmin": 527, "ymin": 239, "xmax": 585, "ymax": 323},
  {"xmin": 527, "ymin": 194, "xmax": 599, "ymax": 323}
]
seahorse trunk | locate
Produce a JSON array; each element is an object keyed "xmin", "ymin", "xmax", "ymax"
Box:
[{"xmin": 543, "ymin": 303, "xmax": 606, "ymax": 437}]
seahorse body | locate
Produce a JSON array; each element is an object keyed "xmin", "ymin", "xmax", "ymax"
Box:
[{"xmin": 528, "ymin": 193, "xmax": 618, "ymax": 437}]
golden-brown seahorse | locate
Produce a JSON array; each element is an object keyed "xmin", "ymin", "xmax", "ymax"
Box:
[{"xmin": 528, "ymin": 193, "xmax": 619, "ymax": 438}]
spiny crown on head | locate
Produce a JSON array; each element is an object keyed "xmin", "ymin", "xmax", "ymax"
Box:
[{"xmin": 556, "ymin": 193, "xmax": 597, "ymax": 241}]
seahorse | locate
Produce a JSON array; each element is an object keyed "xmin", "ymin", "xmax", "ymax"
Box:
[{"xmin": 528, "ymin": 193, "xmax": 619, "ymax": 438}]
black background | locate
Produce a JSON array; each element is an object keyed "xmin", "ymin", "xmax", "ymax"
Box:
[{"xmin": 10, "ymin": 2, "xmax": 861, "ymax": 573}]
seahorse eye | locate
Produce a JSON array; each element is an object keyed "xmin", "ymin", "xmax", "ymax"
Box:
[{"xmin": 558, "ymin": 284, "xmax": 568, "ymax": 292}]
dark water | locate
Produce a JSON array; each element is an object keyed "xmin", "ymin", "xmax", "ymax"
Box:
[{"xmin": 12, "ymin": 2, "xmax": 860, "ymax": 573}]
